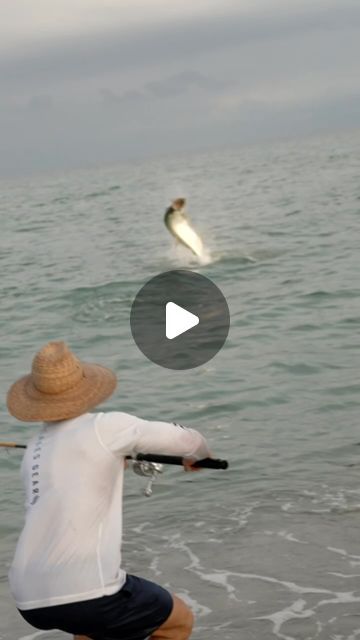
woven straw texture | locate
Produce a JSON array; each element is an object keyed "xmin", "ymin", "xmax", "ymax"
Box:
[{"xmin": 7, "ymin": 342, "xmax": 117, "ymax": 422}]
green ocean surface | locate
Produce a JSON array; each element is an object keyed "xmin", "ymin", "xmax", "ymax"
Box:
[{"xmin": 1, "ymin": 129, "xmax": 360, "ymax": 639}]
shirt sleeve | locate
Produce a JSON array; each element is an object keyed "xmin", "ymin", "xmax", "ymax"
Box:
[{"xmin": 95, "ymin": 411, "xmax": 211, "ymax": 461}]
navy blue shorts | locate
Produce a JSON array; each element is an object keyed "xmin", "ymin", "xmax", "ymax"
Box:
[{"xmin": 19, "ymin": 574, "xmax": 174, "ymax": 640}]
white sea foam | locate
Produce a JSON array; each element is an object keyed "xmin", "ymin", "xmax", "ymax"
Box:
[
  {"xmin": 328, "ymin": 572, "xmax": 360, "ymax": 579},
  {"xmin": 132, "ymin": 521, "xmax": 151, "ymax": 534},
  {"xmin": 196, "ymin": 249, "xmax": 213, "ymax": 266},
  {"xmin": 315, "ymin": 592, "xmax": 360, "ymax": 608},
  {"xmin": 264, "ymin": 529, "xmax": 308, "ymax": 544},
  {"xmin": 147, "ymin": 551, "xmax": 161, "ymax": 576},
  {"xmin": 254, "ymin": 598, "xmax": 315, "ymax": 640},
  {"xmin": 166, "ymin": 533, "xmax": 240, "ymax": 599},
  {"xmin": 281, "ymin": 502, "xmax": 294, "ymax": 512},
  {"xmin": 277, "ymin": 530, "xmax": 309, "ymax": 544},
  {"xmin": 230, "ymin": 571, "xmax": 332, "ymax": 595},
  {"xmin": 327, "ymin": 547, "xmax": 360, "ymax": 561},
  {"xmin": 18, "ymin": 632, "xmax": 64, "ymax": 640},
  {"xmin": 173, "ymin": 589, "xmax": 212, "ymax": 617},
  {"xmin": 200, "ymin": 571, "xmax": 240, "ymax": 601}
]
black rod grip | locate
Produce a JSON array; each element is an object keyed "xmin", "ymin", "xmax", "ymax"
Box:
[
  {"xmin": 134, "ymin": 453, "xmax": 228, "ymax": 469},
  {"xmin": 193, "ymin": 457, "xmax": 228, "ymax": 470}
]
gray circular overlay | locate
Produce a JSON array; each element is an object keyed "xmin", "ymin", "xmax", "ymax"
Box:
[{"xmin": 130, "ymin": 270, "xmax": 230, "ymax": 370}]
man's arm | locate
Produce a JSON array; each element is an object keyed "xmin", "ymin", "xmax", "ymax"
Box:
[{"xmin": 95, "ymin": 411, "xmax": 211, "ymax": 462}]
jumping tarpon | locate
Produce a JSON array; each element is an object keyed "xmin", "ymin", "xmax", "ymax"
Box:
[{"xmin": 164, "ymin": 198, "xmax": 204, "ymax": 258}]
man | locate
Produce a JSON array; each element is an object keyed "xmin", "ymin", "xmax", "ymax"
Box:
[{"xmin": 7, "ymin": 341, "xmax": 212, "ymax": 640}]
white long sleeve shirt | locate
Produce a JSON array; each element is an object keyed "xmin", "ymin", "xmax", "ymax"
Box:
[{"xmin": 9, "ymin": 411, "xmax": 211, "ymax": 610}]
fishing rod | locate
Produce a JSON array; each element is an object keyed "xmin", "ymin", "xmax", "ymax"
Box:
[
  {"xmin": 0, "ymin": 442, "xmax": 228, "ymax": 497},
  {"xmin": 0, "ymin": 442, "xmax": 26, "ymax": 449},
  {"xmin": 0, "ymin": 442, "xmax": 228, "ymax": 467}
]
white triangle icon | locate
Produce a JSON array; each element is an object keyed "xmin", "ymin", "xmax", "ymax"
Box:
[{"xmin": 166, "ymin": 302, "xmax": 199, "ymax": 340}]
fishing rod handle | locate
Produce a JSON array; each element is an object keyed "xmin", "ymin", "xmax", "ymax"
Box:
[
  {"xmin": 0, "ymin": 444, "xmax": 228, "ymax": 469},
  {"xmin": 134, "ymin": 454, "xmax": 228, "ymax": 469},
  {"xmin": 0, "ymin": 442, "xmax": 26, "ymax": 449}
]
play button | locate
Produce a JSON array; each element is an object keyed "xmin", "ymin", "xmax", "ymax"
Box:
[
  {"xmin": 166, "ymin": 303, "xmax": 199, "ymax": 339},
  {"xmin": 130, "ymin": 270, "xmax": 230, "ymax": 370}
]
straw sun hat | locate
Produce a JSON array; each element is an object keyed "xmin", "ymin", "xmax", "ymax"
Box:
[{"xmin": 6, "ymin": 342, "xmax": 117, "ymax": 422}]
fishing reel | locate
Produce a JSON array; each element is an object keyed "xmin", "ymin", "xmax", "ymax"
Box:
[{"xmin": 132, "ymin": 460, "xmax": 164, "ymax": 497}]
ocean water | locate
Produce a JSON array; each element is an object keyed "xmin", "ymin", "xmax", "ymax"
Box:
[{"xmin": 1, "ymin": 129, "xmax": 360, "ymax": 639}]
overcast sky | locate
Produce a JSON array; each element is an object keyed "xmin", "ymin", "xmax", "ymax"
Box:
[{"xmin": 1, "ymin": 0, "xmax": 360, "ymax": 176}]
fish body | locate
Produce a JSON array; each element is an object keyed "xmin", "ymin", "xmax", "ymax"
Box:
[{"xmin": 164, "ymin": 198, "xmax": 204, "ymax": 258}]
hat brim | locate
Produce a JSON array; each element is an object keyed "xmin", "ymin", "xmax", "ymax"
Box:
[{"xmin": 7, "ymin": 363, "xmax": 117, "ymax": 422}]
